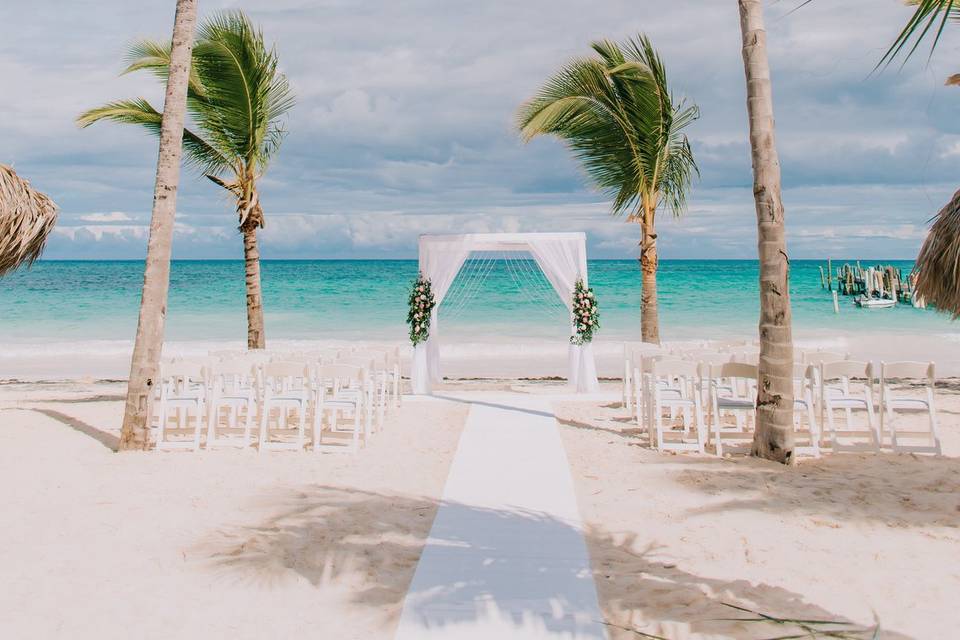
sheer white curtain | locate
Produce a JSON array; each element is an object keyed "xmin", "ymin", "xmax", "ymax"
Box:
[
  {"xmin": 411, "ymin": 237, "xmax": 471, "ymax": 393},
  {"xmin": 410, "ymin": 233, "xmax": 599, "ymax": 395},
  {"xmin": 527, "ymin": 236, "xmax": 599, "ymax": 393}
]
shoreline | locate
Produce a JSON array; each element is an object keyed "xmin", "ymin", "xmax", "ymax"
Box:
[{"xmin": 1, "ymin": 328, "xmax": 958, "ymax": 381}]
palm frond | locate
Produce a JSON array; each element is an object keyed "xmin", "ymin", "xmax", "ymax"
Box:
[
  {"xmin": 191, "ymin": 10, "xmax": 295, "ymax": 171},
  {"xmin": 879, "ymin": 0, "xmax": 958, "ymax": 68},
  {"xmin": 122, "ymin": 39, "xmax": 206, "ymax": 97},
  {"xmin": 517, "ymin": 33, "xmax": 698, "ymax": 220},
  {"xmin": 77, "ymin": 9, "xmax": 293, "ymax": 189},
  {"xmin": 76, "ymin": 99, "xmax": 231, "ymax": 175},
  {"xmin": 0, "ymin": 164, "xmax": 58, "ymax": 277}
]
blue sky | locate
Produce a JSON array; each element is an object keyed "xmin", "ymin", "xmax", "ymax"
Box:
[{"xmin": 2, "ymin": 0, "xmax": 958, "ymax": 260}]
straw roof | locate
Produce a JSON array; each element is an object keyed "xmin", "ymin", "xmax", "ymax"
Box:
[
  {"xmin": 0, "ymin": 164, "xmax": 58, "ymax": 277},
  {"xmin": 914, "ymin": 187, "xmax": 960, "ymax": 316}
]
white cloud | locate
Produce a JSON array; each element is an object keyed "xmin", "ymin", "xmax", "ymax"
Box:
[
  {"xmin": 3, "ymin": 0, "xmax": 955, "ymax": 260},
  {"xmin": 78, "ymin": 211, "xmax": 133, "ymax": 222}
]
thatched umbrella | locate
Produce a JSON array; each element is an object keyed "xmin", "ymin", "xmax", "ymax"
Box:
[
  {"xmin": 0, "ymin": 164, "xmax": 58, "ymax": 277},
  {"xmin": 914, "ymin": 188, "xmax": 960, "ymax": 315}
]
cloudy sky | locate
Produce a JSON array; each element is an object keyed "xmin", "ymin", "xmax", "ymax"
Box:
[{"xmin": 2, "ymin": 0, "xmax": 958, "ymax": 260}]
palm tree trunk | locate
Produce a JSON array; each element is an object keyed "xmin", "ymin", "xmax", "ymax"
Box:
[
  {"xmin": 639, "ymin": 217, "xmax": 660, "ymax": 345},
  {"xmin": 242, "ymin": 225, "xmax": 266, "ymax": 349},
  {"xmin": 118, "ymin": 0, "xmax": 198, "ymax": 451},
  {"xmin": 739, "ymin": 0, "xmax": 795, "ymax": 464}
]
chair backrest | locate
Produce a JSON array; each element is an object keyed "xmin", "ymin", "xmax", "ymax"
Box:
[
  {"xmin": 261, "ymin": 361, "xmax": 310, "ymax": 385},
  {"xmin": 821, "ymin": 360, "xmax": 872, "ymax": 382},
  {"xmin": 212, "ymin": 359, "xmax": 255, "ymax": 378},
  {"xmin": 160, "ymin": 361, "xmax": 206, "ymax": 397},
  {"xmin": 695, "ymin": 353, "xmax": 733, "ymax": 366},
  {"xmin": 880, "ymin": 361, "xmax": 935, "ymax": 385},
  {"xmin": 793, "ymin": 363, "xmax": 816, "ymax": 379},
  {"xmin": 651, "ymin": 358, "xmax": 700, "ymax": 379},
  {"xmin": 318, "ymin": 364, "xmax": 365, "ymax": 385},
  {"xmin": 709, "ymin": 361, "xmax": 758, "ymax": 380}
]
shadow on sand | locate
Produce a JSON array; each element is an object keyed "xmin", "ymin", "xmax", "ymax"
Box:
[{"xmin": 191, "ymin": 484, "xmax": 899, "ymax": 639}]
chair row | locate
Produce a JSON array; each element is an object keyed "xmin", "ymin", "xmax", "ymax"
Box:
[
  {"xmin": 632, "ymin": 355, "xmax": 939, "ymax": 458},
  {"xmin": 154, "ymin": 346, "xmax": 403, "ymax": 453}
]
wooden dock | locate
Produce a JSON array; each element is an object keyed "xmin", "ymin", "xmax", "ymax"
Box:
[{"xmin": 821, "ymin": 260, "xmax": 924, "ymax": 307}]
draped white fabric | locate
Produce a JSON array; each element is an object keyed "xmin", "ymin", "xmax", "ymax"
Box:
[{"xmin": 411, "ymin": 233, "xmax": 600, "ymax": 394}]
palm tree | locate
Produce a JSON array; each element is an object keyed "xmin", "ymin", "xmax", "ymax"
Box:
[
  {"xmin": 739, "ymin": 0, "xmax": 794, "ymax": 463},
  {"xmin": 115, "ymin": 0, "xmax": 198, "ymax": 451},
  {"xmin": 0, "ymin": 164, "xmax": 59, "ymax": 277},
  {"xmin": 517, "ymin": 35, "xmax": 699, "ymax": 345},
  {"xmin": 78, "ymin": 10, "xmax": 294, "ymax": 349}
]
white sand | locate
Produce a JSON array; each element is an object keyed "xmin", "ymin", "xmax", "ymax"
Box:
[
  {"xmin": 2, "ymin": 353, "xmax": 959, "ymax": 639},
  {"xmin": 0, "ymin": 382, "xmax": 468, "ymax": 640},
  {"xmin": 554, "ymin": 382, "xmax": 960, "ymax": 639}
]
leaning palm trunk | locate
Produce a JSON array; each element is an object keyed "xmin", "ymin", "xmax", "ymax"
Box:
[
  {"xmin": 0, "ymin": 165, "xmax": 59, "ymax": 277},
  {"xmin": 640, "ymin": 211, "xmax": 660, "ymax": 344},
  {"xmin": 119, "ymin": 0, "xmax": 198, "ymax": 451},
  {"xmin": 242, "ymin": 224, "xmax": 266, "ymax": 348},
  {"xmin": 739, "ymin": 0, "xmax": 795, "ymax": 463}
]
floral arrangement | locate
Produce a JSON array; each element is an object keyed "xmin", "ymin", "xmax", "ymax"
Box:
[
  {"xmin": 570, "ymin": 278, "xmax": 599, "ymax": 345},
  {"xmin": 407, "ymin": 273, "xmax": 436, "ymax": 346}
]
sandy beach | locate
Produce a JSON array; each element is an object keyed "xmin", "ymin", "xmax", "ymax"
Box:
[
  {"xmin": 1, "ymin": 364, "xmax": 957, "ymax": 639},
  {"xmin": 556, "ymin": 384, "xmax": 960, "ymax": 639},
  {"xmin": 1, "ymin": 380, "xmax": 468, "ymax": 640}
]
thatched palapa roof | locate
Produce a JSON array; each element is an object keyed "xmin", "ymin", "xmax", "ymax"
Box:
[
  {"xmin": 914, "ymin": 187, "xmax": 960, "ymax": 316},
  {"xmin": 0, "ymin": 164, "xmax": 58, "ymax": 277}
]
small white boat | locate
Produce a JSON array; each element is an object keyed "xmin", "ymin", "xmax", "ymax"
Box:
[{"xmin": 854, "ymin": 296, "xmax": 896, "ymax": 309}]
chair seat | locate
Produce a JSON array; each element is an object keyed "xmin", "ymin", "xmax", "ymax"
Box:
[
  {"xmin": 717, "ymin": 397, "xmax": 754, "ymax": 409},
  {"xmin": 886, "ymin": 397, "xmax": 930, "ymax": 410},
  {"xmin": 829, "ymin": 397, "xmax": 870, "ymax": 409},
  {"xmin": 163, "ymin": 395, "xmax": 204, "ymax": 406}
]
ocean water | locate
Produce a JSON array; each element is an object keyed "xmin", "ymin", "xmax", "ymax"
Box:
[{"xmin": 0, "ymin": 259, "xmax": 954, "ymax": 347}]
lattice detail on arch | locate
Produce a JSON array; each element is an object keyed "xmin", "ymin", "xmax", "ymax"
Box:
[{"xmin": 439, "ymin": 251, "xmax": 568, "ymax": 324}]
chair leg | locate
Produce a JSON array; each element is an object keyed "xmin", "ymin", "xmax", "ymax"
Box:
[
  {"xmin": 192, "ymin": 403, "xmax": 202, "ymax": 451},
  {"xmin": 258, "ymin": 401, "xmax": 269, "ymax": 452}
]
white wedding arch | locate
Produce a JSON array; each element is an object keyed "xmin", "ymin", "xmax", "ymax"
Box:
[{"xmin": 410, "ymin": 232, "xmax": 599, "ymax": 394}]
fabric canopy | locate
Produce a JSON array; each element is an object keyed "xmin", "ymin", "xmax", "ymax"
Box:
[{"xmin": 411, "ymin": 232, "xmax": 599, "ymax": 394}]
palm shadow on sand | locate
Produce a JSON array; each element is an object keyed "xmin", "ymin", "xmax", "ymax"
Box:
[{"xmin": 190, "ymin": 484, "xmax": 903, "ymax": 639}]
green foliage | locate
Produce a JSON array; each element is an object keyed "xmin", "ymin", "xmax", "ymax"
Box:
[
  {"xmin": 517, "ymin": 34, "xmax": 698, "ymax": 220},
  {"xmin": 77, "ymin": 10, "xmax": 294, "ymax": 202},
  {"xmin": 570, "ymin": 279, "xmax": 599, "ymax": 346},
  {"xmin": 879, "ymin": 0, "xmax": 959, "ymax": 68},
  {"xmin": 407, "ymin": 274, "xmax": 436, "ymax": 346}
]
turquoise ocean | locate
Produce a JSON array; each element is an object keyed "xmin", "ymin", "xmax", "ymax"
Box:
[{"xmin": 0, "ymin": 259, "xmax": 954, "ymax": 346}]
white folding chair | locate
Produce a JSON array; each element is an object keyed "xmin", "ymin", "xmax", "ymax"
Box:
[
  {"xmin": 259, "ymin": 361, "xmax": 311, "ymax": 452},
  {"xmin": 648, "ymin": 358, "xmax": 705, "ymax": 453},
  {"xmin": 312, "ymin": 364, "xmax": 368, "ymax": 453},
  {"xmin": 792, "ymin": 363, "xmax": 820, "ymax": 458},
  {"xmin": 879, "ymin": 361, "xmax": 941, "ymax": 455},
  {"xmin": 206, "ymin": 359, "xmax": 257, "ymax": 449},
  {"xmin": 705, "ymin": 361, "xmax": 757, "ymax": 456},
  {"xmin": 339, "ymin": 355, "xmax": 380, "ymax": 433},
  {"xmin": 154, "ymin": 361, "xmax": 208, "ymax": 451},
  {"xmin": 819, "ymin": 361, "xmax": 879, "ymax": 452},
  {"xmin": 352, "ymin": 350, "xmax": 396, "ymax": 418},
  {"xmin": 633, "ymin": 354, "xmax": 674, "ymax": 430},
  {"xmin": 622, "ymin": 343, "xmax": 660, "ymax": 411}
]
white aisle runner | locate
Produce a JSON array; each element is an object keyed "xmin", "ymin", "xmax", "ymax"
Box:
[{"xmin": 394, "ymin": 393, "xmax": 608, "ymax": 640}]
